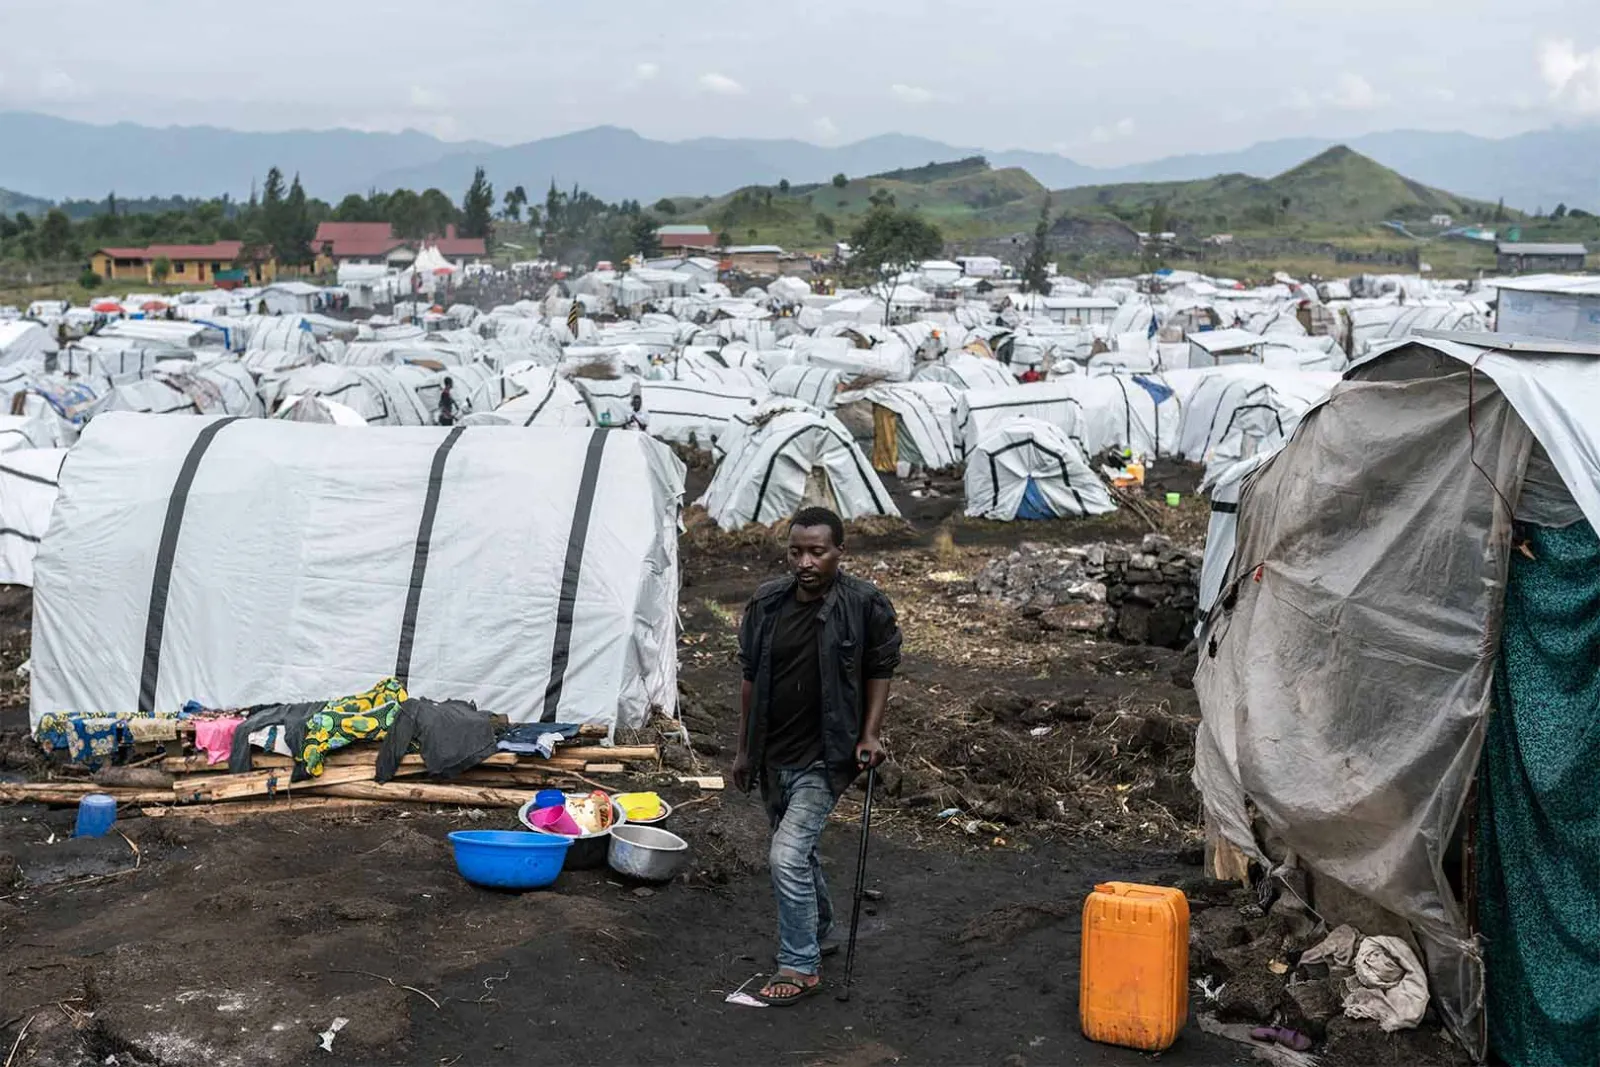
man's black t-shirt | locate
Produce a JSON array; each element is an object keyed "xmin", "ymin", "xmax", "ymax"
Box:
[{"xmin": 764, "ymin": 590, "xmax": 824, "ymax": 770}]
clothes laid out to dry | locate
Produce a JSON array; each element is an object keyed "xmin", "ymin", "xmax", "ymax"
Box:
[{"xmin": 36, "ymin": 678, "xmax": 527, "ymax": 784}]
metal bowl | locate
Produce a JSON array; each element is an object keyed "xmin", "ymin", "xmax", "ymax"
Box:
[
  {"xmin": 519, "ymin": 798, "xmax": 628, "ymax": 870},
  {"xmin": 607, "ymin": 824, "xmax": 689, "ymax": 883}
]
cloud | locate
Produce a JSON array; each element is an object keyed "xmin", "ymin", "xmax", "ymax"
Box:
[
  {"xmin": 408, "ymin": 85, "xmax": 445, "ymax": 109},
  {"xmin": 812, "ymin": 116, "xmax": 838, "ymax": 140},
  {"xmin": 1285, "ymin": 74, "xmax": 1387, "ymax": 112},
  {"xmin": 1089, "ymin": 117, "xmax": 1136, "ymax": 143},
  {"xmin": 1540, "ymin": 39, "xmax": 1600, "ymax": 113},
  {"xmin": 635, "ymin": 62, "xmax": 660, "ymax": 82},
  {"xmin": 1325, "ymin": 72, "xmax": 1386, "ymax": 110},
  {"xmin": 35, "ymin": 70, "xmax": 87, "ymax": 102},
  {"xmin": 1425, "ymin": 86, "xmax": 1457, "ymax": 103},
  {"xmin": 790, "ymin": 92, "xmax": 810, "ymax": 107},
  {"xmin": 890, "ymin": 83, "xmax": 935, "ymax": 105},
  {"xmin": 698, "ymin": 72, "xmax": 745, "ymax": 96}
]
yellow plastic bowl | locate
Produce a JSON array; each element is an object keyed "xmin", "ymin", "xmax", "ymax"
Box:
[{"xmin": 616, "ymin": 792, "xmax": 664, "ymax": 822}]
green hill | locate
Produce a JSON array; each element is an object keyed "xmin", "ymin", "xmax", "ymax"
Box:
[
  {"xmin": 1044, "ymin": 145, "xmax": 1513, "ymax": 236},
  {"xmin": 0, "ymin": 188, "xmax": 52, "ymax": 216},
  {"xmin": 680, "ymin": 157, "xmax": 1045, "ymax": 249}
]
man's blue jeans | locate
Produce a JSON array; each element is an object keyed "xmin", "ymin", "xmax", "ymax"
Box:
[{"xmin": 767, "ymin": 762, "xmax": 840, "ymax": 975}]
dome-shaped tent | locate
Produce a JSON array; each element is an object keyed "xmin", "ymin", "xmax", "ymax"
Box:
[
  {"xmin": 964, "ymin": 417, "xmax": 1115, "ymax": 521},
  {"xmin": 699, "ymin": 405, "xmax": 898, "ymax": 530}
]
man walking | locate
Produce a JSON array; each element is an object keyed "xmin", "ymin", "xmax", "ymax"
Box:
[
  {"xmin": 733, "ymin": 506, "xmax": 901, "ymax": 1005},
  {"xmin": 437, "ymin": 376, "xmax": 457, "ymax": 426}
]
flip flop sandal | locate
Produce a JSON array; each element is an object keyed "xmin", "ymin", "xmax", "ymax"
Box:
[{"xmin": 754, "ymin": 973, "xmax": 823, "ymax": 1006}]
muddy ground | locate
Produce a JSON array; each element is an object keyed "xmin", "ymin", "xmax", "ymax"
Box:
[{"xmin": 0, "ymin": 470, "xmax": 1463, "ymax": 1066}]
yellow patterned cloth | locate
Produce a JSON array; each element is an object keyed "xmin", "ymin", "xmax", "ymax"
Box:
[{"xmin": 299, "ymin": 678, "xmax": 408, "ymax": 776}]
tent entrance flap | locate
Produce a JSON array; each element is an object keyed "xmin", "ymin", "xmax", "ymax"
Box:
[
  {"xmin": 800, "ymin": 466, "xmax": 838, "ymax": 514},
  {"xmin": 1478, "ymin": 518, "xmax": 1600, "ymax": 1067}
]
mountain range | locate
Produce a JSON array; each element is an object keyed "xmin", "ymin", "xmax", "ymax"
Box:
[{"xmin": 1, "ymin": 110, "xmax": 1596, "ymax": 214}]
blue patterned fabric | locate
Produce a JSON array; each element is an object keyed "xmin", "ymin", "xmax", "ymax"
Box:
[{"xmin": 1478, "ymin": 519, "xmax": 1600, "ymax": 1067}]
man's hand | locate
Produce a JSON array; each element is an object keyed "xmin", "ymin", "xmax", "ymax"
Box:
[
  {"xmin": 855, "ymin": 735, "xmax": 887, "ymax": 769},
  {"xmin": 732, "ymin": 749, "xmax": 753, "ymax": 793}
]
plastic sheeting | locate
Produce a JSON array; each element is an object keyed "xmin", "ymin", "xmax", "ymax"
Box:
[
  {"xmin": 964, "ymin": 417, "xmax": 1115, "ymax": 521},
  {"xmin": 699, "ymin": 406, "xmax": 899, "ymax": 530},
  {"xmin": 0, "ymin": 448, "xmax": 64, "ymax": 586},
  {"xmin": 1193, "ymin": 368, "xmax": 1537, "ymax": 1056},
  {"xmin": 913, "ymin": 353, "xmax": 1015, "ymax": 392},
  {"xmin": 957, "ymin": 375, "xmax": 1178, "ymax": 459},
  {"xmin": 33, "ymin": 416, "xmax": 685, "ymax": 728}
]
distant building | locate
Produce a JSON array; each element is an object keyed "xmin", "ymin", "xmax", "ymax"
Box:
[
  {"xmin": 656, "ymin": 224, "xmax": 718, "ymax": 252},
  {"xmin": 1496, "ymin": 241, "xmax": 1588, "ymax": 273},
  {"xmin": 1430, "ymin": 214, "xmax": 1454, "ymax": 227},
  {"xmin": 1494, "ymin": 274, "xmax": 1600, "ymax": 343},
  {"xmin": 91, "ymin": 241, "xmax": 276, "ymax": 286},
  {"xmin": 312, "ymin": 222, "xmax": 487, "ymax": 272},
  {"xmin": 723, "ymin": 244, "xmax": 786, "ymax": 276},
  {"xmin": 1205, "ymin": 234, "xmax": 1235, "ymax": 246},
  {"xmin": 957, "ymin": 255, "xmax": 1003, "ymax": 278}
]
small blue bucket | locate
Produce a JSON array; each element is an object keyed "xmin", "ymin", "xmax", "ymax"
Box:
[{"xmin": 74, "ymin": 793, "xmax": 117, "ymax": 838}]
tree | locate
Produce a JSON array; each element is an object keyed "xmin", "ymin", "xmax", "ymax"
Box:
[
  {"xmin": 152, "ymin": 255, "xmax": 172, "ymax": 284},
  {"xmin": 779, "ymin": 179, "xmax": 791, "ymax": 194},
  {"xmin": 334, "ymin": 193, "xmax": 371, "ymax": 222},
  {"xmin": 78, "ymin": 268, "xmax": 101, "ymax": 289},
  {"xmin": 36, "ymin": 209, "xmax": 74, "ymax": 261},
  {"xmin": 1553, "ymin": 203, "xmax": 1568, "ymax": 219},
  {"xmin": 1148, "ymin": 201, "xmax": 1170, "ymax": 237},
  {"xmin": 626, "ymin": 213, "xmax": 661, "ymax": 261},
  {"xmin": 462, "ymin": 167, "xmax": 495, "ymax": 240},
  {"xmin": 1493, "ymin": 197, "xmax": 1506, "ymax": 223},
  {"xmin": 418, "ymin": 188, "xmax": 459, "ymax": 237},
  {"xmin": 832, "ymin": 173, "xmax": 849, "ymax": 189},
  {"xmin": 815, "ymin": 212, "xmax": 835, "ymax": 237},
  {"xmin": 107, "ymin": 191, "xmax": 117, "ymax": 217},
  {"xmin": 502, "ymin": 184, "xmax": 528, "ymax": 222},
  {"xmin": 652, "ymin": 198, "xmax": 677, "ymax": 216},
  {"xmin": 281, "ymin": 174, "xmax": 315, "ymax": 266},
  {"xmin": 717, "ymin": 230, "xmax": 732, "ymax": 248},
  {"xmin": 846, "ymin": 206, "xmax": 944, "ymax": 324},
  {"xmin": 1021, "ymin": 194, "xmax": 1053, "ymax": 295}
]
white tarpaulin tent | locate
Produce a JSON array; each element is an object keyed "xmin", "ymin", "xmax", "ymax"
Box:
[
  {"xmin": 1171, "ymin": 368, "xmax": 1340, "ymax": 467},
  {"xmin": 964, "ymin": 417, "xmax": 1115, "ymax": 521},
  {"xmin": 699, "ymin": 404, "xmax": 899, "ymax": 530},
  {"xmin": 914, "ymin": 353, "xmax": 1016, "ymax": 391},
  {"xmin": 861, "ymin": 382, "xmax": 961, "ymax": 471},
  {"xmin": 274, "ymin": 394, "xmax": 368, "ymax": 426},
  {"xmin": 33, "ymin": 416, "xmax": 685, "ymax": 729},
  {"xmin": 0, "ymin": 321, "xmax": 57, "ymax": 365},
  {"xmin": 466, "ymin": 367, "xmax": 594, "ymax": 428},
  {"xmin": 641, "ymin": 380, "xmax": 762, "ymax": 450},
  {"xmin": 0, "ymin": 448, "xmax": 65, "ymax": 586},
  {"xmin": 769, "ymin": 365, "xmax": 846, "ymax": 408}
]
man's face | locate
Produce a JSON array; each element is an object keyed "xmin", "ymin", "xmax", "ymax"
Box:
[{"xmin": 788, "ymin": 524, "xmax": 842, "ymax": 590}]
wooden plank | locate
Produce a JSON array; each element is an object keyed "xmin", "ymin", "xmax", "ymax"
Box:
[
  {"xmin": 141, "ymin": 797, "xmax": 393, "ymax": 820},
  {"xmin": 164, "ymin": 750, "xmax": 522, "ymax": 774},
  {"xmin": 315, "ymin": 781, "xmax": 536, "ymax": 808},
  {"xmin": 545, "ymin": 746, "xmax": 659, "ymax": 762},
  {"xmin": 583, "ymin": 763, "xmax": 627, "ymax": 774},
  {"xmin": 0, "ymin": 783, "xmax": 175, "ymax": 804},
  {"xmin": 173, "ymin": 762, "xmax": 381, "ymax": 803},
  {"xmin": 678, "ymin": 775, "xmax": 725, "ymax": 791}
]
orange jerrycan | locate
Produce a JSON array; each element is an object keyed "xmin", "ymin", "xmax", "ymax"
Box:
[{"xmin": 1079, "ymin": 881, "xmax": 1189, "ymax": 1051}]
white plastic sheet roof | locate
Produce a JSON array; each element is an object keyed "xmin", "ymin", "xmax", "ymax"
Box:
[{"xmin": 964, "ymin": 417, "xmax": 1114, "ymax": 522}]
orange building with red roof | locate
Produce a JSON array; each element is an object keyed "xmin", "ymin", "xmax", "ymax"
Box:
[{"xmin": 91, "ymin": 241, "xmax": 277, "ymax": 286}]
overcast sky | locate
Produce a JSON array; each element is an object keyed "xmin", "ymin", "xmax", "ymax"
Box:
[{"xmin": 3, "ymin": 0, "xmax": 1598, "ymax": 163}]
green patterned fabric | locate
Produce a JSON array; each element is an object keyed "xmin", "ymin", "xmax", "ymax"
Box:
[{"xmin": 1478, "ymin": 519, "xmax": 1600, "ymax": 1067}]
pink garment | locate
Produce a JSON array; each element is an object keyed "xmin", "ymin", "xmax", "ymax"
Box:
[{"xmin": 194, "ymin": 716, "xmax": 244, "ymax": 765}]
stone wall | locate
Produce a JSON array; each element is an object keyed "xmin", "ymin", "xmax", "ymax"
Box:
[{"xmin": 974, "ymin": 533, "xmax": 1202, "ymax": 648}]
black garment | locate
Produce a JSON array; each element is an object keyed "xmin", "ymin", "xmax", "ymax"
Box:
[
  {"xmin": 738, "ymin": 571, "xmax": 901, "ymax": 798},
  {"xmin": 437, "ymin": 388, "xmax": 456, "ymax": 426},
  {"xmin": 763, "ymin": 591, "xmax": 825, "ymax": 770},
  {"xmin": 374, "ymin": 698, "xmax": 499, "ymax": 783},
  {"xmin": 226, "ymin": 701, "xmax": 321, "ymax": 774}
]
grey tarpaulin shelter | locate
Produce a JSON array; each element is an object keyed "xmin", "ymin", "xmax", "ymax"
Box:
[
  {"xmin": 32, "ymin": 415, "xmax": 685, "ymax": 730},
  {"xmin": 1193, "ymin": 334, "xmax": 1600, "ymax": 1057}
]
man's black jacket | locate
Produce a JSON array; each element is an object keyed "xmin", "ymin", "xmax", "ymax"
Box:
[{"xmin": 737, "ymin": 571, "xmax": 902, "ymax": 796}]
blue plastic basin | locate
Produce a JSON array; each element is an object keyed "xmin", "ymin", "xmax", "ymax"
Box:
[{"xmin": 448, "ymin": 830, "xmax": 571, "ymax": 890}]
